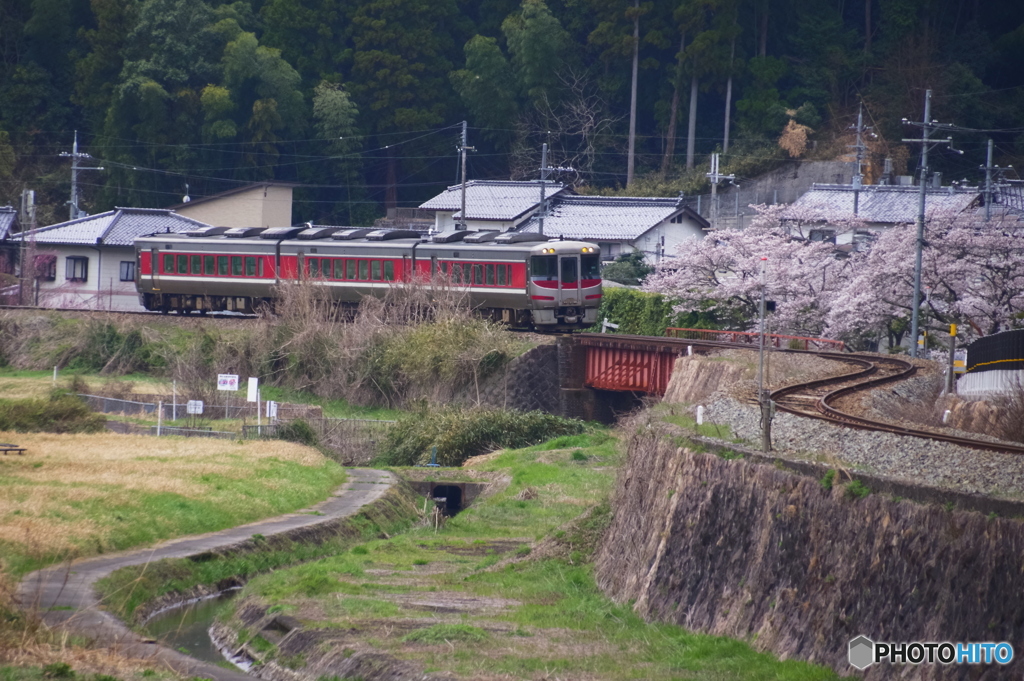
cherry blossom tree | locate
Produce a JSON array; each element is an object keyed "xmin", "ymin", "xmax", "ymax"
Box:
[
  {"xmin": 825, "ymin": 211, "xmax": 1024, "ymax": 347},
  {"xmin": 644, "ymin": 204, "xmax": 864, "ymax": 336}
]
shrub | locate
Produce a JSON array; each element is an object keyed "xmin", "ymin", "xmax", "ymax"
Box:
[
  {"xmin": 376, "ymin": 406, "xmax": 586, "ymax": 467},
  {"xmin": 591, "ymin": 287, "xmax": 718, "ymax": 336},
  {"xmin": 844, "ymin": 480, "xmax": 871, "ymax": 500},
  {"xmin": 0, "ymin": 393, "xmax": 105, "ymax": 433},
  {"xmin": 820, "ymin": 469, "xmax": 836, "ymax": 490},
  {"xmin": 275, "ymin": 419, "xmax": 320, "ymax": 448}
]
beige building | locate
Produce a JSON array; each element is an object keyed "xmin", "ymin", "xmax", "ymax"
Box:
[{"xmin": 169, "ymin": 182, "xmax": 295, "ymax": 228}]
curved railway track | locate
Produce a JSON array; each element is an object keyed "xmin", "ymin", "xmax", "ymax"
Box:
[{"xmin": 767, "ymin": 350, "xmax": 1024, "ymax": 455}]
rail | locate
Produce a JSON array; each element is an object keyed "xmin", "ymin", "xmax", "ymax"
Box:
[{"xmin": 665, "ymin": 327, "xmax": 846, "ymax": 352}]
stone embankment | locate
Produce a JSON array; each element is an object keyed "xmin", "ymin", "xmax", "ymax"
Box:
[{"xmin": 595, "ymin": 429, "xmax": 1024, "ymax": 680}]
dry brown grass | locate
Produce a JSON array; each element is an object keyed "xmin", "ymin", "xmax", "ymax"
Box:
[{"xmin": 0, "ymin": 431, "xmax": 328, "ymax": 561}]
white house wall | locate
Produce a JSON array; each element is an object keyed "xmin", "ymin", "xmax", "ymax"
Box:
[
  {"xmin": 635, "ymin": 219, "xmax": 705, "ymax": 262},
  {"xmin": 36, "ymin": 245, "xmax": 143, "ymax": 311}
]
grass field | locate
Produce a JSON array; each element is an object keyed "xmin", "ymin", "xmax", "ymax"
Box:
[
  {"xmin": 0, "ymin": 431, "xmax": 346, "ymax": 577},
  {"xmin": 219, "ymin": 433, "xmax": 843, "ymax": 681}
]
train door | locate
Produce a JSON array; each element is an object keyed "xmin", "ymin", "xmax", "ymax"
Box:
[
  {"xmin": 151, "ymin": 248, "xmax": 160, "ymax": 290},
  {"xmin": 558, "ymin": 254, "xmax": 581, "ymax": 305}
]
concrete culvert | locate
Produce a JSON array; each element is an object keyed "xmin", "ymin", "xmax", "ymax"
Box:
[{"xmin": 431, "ymin": 485, "xmax": 463, "ymax": 514}]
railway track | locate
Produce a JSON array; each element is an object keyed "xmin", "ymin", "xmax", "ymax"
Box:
[{"xmin": 767, "ymin": 350, "xmax": 1024, "ymax": 455}]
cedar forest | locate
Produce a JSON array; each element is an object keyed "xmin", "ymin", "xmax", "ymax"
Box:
[{"xmin": 1, "ymin": 0, "xmax": 1023, "ymax": 227}]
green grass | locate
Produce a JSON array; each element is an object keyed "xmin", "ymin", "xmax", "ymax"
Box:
[
  {"xmin": 258, "ymin": 386, "xmax": 403, "ymax": 420},
  {"xmin": 94, "ymin": 485, "xmax": 420, "ymax": 622},
  {"xmin": 0, "ymin": 666, "xmax": 179, "ymax": 681},
  {"xmin": 227, "ymin": 431, "xmax": 842, "ymax": 680}
]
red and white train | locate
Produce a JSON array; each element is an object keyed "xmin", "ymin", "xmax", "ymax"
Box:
[{"xmin": 134, "ymin": 226, "xmax": 602, "ymax": 331}]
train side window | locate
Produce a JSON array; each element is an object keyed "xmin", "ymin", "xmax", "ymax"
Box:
[
  {"xmin": 471, "ymin": 264, "xmax": 481, "ymax": 285},
  {"xmin": 309, "ymin": 258, "xmax": 320, "ymax": 279},
  {"xmin": 451, "ymin": 264, "xmax": 462, "ymax": 283},
  {"xmin": 204, "ymin": 256, "xmax": 215, "ymax": 275},
  {"xmin": 358, "ymin": 259, "xmax": 369, "ymax": 280},
  {"xmin": 163, "ymin": 254, "xmax": 174, "ymax": 273},
  {"xmin": 190, "ymin": 255, "xmax": 202, "ymax": 275},
  {"xmin": 371, "ymin": 260, "xmax": 381, "ymax": 280},
  {"xmin": 231, "ymin": 256, "xmax": 243, "ymax": 276},
  {"xmin": 258, "ymin": 258, "xmax": 265, "ymax": 277},
  {"xmin": 462, "ymin": 263, "xmax": 472, "ymax": 284},
  {"xmin": 218, "ymin": 256, "xmax": 229, "ymax": 275},
  {"xmin": 384, "ymin": 260, "xmax": 394, "ymax": 281},
  {"xmin": 530, "ymin": 255, "xmax": 557, "ymax": 281},
  {"xmin": 245, "ymin": 257, "xmax": 256, "ymax": 277},
  {"xmin": 485, "ymin": 264, "xmax": 495, "ymax": 286},
  {"xmin": 497, "ymin": 264, "xmax": 507, "ymax": 286},
  {"xmin": 177, "ymin": 255, "xmax": 188, "ymax": 274},
  {"xmin": 346, "ymin": 259, "xmax": 356, "ymax": 280}
]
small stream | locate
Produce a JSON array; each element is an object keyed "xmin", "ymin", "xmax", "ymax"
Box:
[{"xmin": 144, "ymin": 591, "xmax": 240, "ymax": 665}]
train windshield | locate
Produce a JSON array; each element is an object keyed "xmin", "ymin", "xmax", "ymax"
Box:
[
  {"xmin": 581, "ymin": 254, "xmax": 600, "ymax": 279},
  {"xmin": 530, "ymin": 255, "xmax": 557, "ymax": 281}
]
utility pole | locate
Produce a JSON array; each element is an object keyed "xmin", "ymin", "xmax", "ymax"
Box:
[
  {"xmin": 458, "ymin": 121, "xmax": 475, "ymax": 231},
  {"xmin": 901, "ymin": 90, "xmax": 959, "ymax": 358},
  {"xmin": 536, "ymin": 143, "xmax": 573, "ymax": 236},
  {"xmin": 58, "ymin": 131, "xmax": 103, "ymax": 221},
  {"xmin": 626, "ymin": 0, "xmax": 639, "ymax": 187},
  {"xmin": 848, "ymin": 103, "xmax": 873, "ymax": 215},
  {"xmin": 756, "ymin": 256, "xmax": 772, "ymax": 452},
  {"xmin": 706, "ymin": 153, "xmax": 735, "ymax": 231},
  {"xmin": 18, "ymin": 190, "xmax": 35, "ymax": 306}
]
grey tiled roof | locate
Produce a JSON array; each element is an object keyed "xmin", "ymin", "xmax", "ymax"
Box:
[
  {"xmin": 515, "ymin": 195, "xmax": 702, "ymax": 241},
  {"xmin": 418, "ymin": 180, "xmax": 566, "ymax": 221},
  {"xmin": 788, "ymin": 184, "xmax": 980, "ymax": 223},
  {"xmin": 0, "ymin": 206, "xmax": 16, "ymax": 240},
  {"xmin": 18, "ymin": 208, "xmax": 209, "ymax": 246}
]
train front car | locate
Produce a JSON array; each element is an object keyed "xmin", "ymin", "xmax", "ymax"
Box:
[{"xmin": 527, "ymin": 240, "xmax": 601, "ymax": 330}]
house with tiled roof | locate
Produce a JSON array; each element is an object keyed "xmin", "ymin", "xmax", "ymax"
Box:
[
  {"xmin": 515, "ymin": 195, "xmax": 709, "ymax": 262},
  {"xmin": 418, "ymin": 180, "xmax": 568, "ymax": 232},
  {"xmin": 784, "ymin": 183, "xmax": 983, "ymax": 247},
  {"xmin": 15, "ymin": 207, "xmax": 210, "ymax": 310}
]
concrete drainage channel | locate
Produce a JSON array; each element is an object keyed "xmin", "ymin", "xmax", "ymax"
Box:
[{"xmin": 17, "ymin": 468, "xmax": 395, "ymax": 681}]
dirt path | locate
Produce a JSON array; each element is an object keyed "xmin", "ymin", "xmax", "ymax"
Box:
[{"xmin": 17, "ymin": 468, "xmax": 395, "ymax": 681}]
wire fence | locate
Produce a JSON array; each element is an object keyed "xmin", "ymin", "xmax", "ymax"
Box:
[
  {"xmin": 242, "ymin": 417, "xmax": 395, "ymax": 465},
  {"xmin": 80, "ymin": 393, "xmax": 395, "ymax": 462}
]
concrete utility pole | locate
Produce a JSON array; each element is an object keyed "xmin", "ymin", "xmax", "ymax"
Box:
[
  {"xmin": 626, "ymin": 0, "xmax": 639, "ymax": 187},
  {"xmin": 536, "ymin": 143, "xmax": 573, "ymax": 236},
  {"xmin": 848, "ymin": 103, "xmax": 873, "ymax": 215},
  {"xmin": 59, "ymin": 131, "xmax": 103, "ymax": 221},
  {"xmin": 978, "ymin": 139, "xmax": 1010, "ymax": 223},
  {"xmin": 901, "ymin": 90, "xmax": 959, "ymax": 358},
  {"xmin": 756, "ymin": 256, "xmax": 772, "ymax": 452},
  {"xmin": 706, "ymin": 153, "xmax": 735, "ymax": 231},
  {"xmin": 458, "ymin": 121, "xmax": 475, "ymax": 231}
]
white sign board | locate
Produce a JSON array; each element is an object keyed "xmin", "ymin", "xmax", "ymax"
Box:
[
  {"xmin": 186, "ymin": 400, "xmax": 204, "ymax": 415},
  {"xmin": 266, "ymin": 401, "xmax": 278, "ymax": 419},
  {"xmin": 954, "ymin": 349, "xmax": 967, "ymax": 374},
  {"xmin": 217, "ymin": 374, "xmax": 239, "ymax": 391},
  {"xmin": 247, "ymin": 377, "xmax": 259, "ymax": 403}
]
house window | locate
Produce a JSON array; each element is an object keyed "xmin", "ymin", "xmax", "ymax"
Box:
[
  {"xmin": 66, "ymin": 256, "xmax": 88, "ymax": 282},
  {"xmin": 34, "ymin": 254, "xmax": 56, "ymax": 281},
  {"xmin": 809, "ymin": 229, "xmax": 836, "ymax": 244},
  {"xmin": 119, "ymin": 261, "xmax": 135, "ymax": 282}
]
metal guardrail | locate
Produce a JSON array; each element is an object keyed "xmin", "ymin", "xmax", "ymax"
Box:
[{"xmin": 665, "ymin": 328, "xmax": 846, "ymax": 352}]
